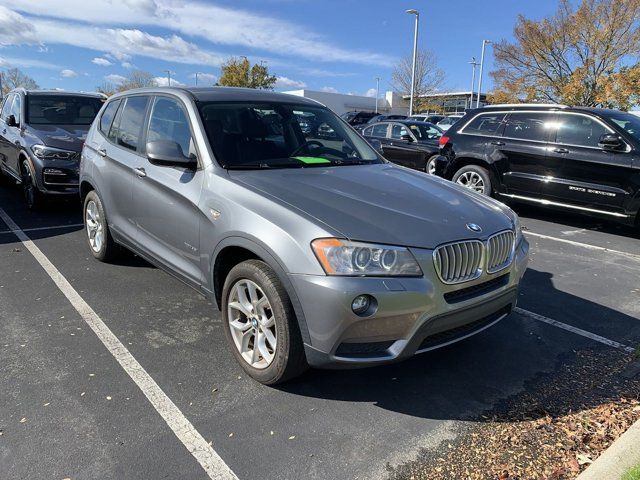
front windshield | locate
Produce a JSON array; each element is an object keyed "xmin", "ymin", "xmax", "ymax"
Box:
[
  {"xmin": 607, "ymin": 112, "xmax": 640, "ymax": 141},
  {"xmin": 407, "ymin": 122, "xmax": 443, "ymax": 140},
  {"xmin": 198, "ymin": 102, "xmax": 381, "ymax": 169},
  {"xmin": 27, "ymin": 95, "xmax": 104, "ymax": 125}
]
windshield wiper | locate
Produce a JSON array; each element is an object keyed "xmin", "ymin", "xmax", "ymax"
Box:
[{"xmin": 225, "ymin": 162, "xmax": 304, "ymax": 170}]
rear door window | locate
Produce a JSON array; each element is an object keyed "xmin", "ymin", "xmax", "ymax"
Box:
[
  {"xmin": 462, "ymin": 113, "xmax": 506, "ymax": 136},
  {"xmin": 503, "ymin": 112, "xmax": 554, "ymax": 142},
  {"xmin": 116, "ymin": 96, "xmax": 150, "ymax": 151},
  {"xmin": 554, "ymin": 114, "xmax": 610, "ymax": 148}
]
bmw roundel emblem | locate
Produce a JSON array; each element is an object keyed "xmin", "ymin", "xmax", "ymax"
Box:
[{"xmin": 466, "ymin": 223, "xmax": 482, "ymax": 233}]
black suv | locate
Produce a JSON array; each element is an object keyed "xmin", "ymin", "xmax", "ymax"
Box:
[
  {"xmin": 435, "ymin": 104, "xmax": 640, "ymax": 226},
  {"xmin": 362, "ymin": 120, "xmax": 443, "ymax": 172},
  {"xmin": 0, "ymin": 89, "xmax": 105, "ymax": 209},
  {"xmin": 340, "ymin": 110, "xmax": 378, "ymax": 127}
]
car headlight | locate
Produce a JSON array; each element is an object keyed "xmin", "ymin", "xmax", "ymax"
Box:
[
  {"xmin": 513, "ymin": 215, "xmax": 523, "ymax": 244},
  {"xmin": 31, "ymin": 144, "xmax": 78, "ymax": 160},
  {"xmin": 311, "ymin": 238, "xmax": 423, "ymax": 276}
]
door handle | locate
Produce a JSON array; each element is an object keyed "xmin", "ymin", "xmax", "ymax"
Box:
[
  {"xmin": 490, "ymin": 141, "xmax": 505, "ymax": 146},
  {"xmin": 134, "ymin": 167, "xmax": 147, "ymax": 178},
  {"xmin": 97, "ymin": 148, "xmax": 107, "ymax": 157},
  {"xmin": 552, "ymin": 147, "xmax": 569, "ymax": 154},
  {"xmin": 2, "ymin": 129, "xmax": 6, "ymax": 135}
]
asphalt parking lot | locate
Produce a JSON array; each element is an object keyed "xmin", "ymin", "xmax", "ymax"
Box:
[{"xmin": 1, "ymin": 182, "xmax": 639, "ymax": 480}]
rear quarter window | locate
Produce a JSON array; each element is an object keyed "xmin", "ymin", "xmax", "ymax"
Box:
[
  {"xmin": 461, "ymin": 113, "xmax": 506, "ymax": 136},
  {"xmin": 99, "ymin": 99, "xmax": 121, "ymax": 136}
]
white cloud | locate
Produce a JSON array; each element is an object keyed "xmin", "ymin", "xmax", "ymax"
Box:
[
  {"xmin": 320, "ymin": 86, "xmax": 338, "ymax": 93},
  {"xmin": 105, "ymin": 74, "xmax": 126, "ymax": 85},
  {"xmin": 60, "ymin": 69, "xmax": 77, "ymax": 78},
  {"xmin": 0, "ymin": 55, "xmax": 59, "ymax": 69},
  {"xmin": 189, "ymin": 72, "xmax": 217, "ymax": 85},
  {"xmin": 364, "ymin": 88, "xmax": 377, "ymax": 98},
  {"xmin": 0, "ymin": 6, "xmax": 38, "ymax": 45},
  {"xmin": 92, "ymin": 57, "xmax": 112, "ymax": 66},
  {"xmin": 4, "ymin": 1, "xmax": 394, "ymax": 65},
  {"xmin": 275, "ymin": 76, "xmax": 306, "ymax": 89},
  {"xmin": 121, "ymin": 61, "xmax": 133, "ymax": 69},
  {"xmin": 153, "ymin": 76, "xmax": 185, "ymax": 87}
]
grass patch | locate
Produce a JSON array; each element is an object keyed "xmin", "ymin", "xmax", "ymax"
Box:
[{"xmin": 623, "ymin": 464, "xmax": 640, "ymax": 480}]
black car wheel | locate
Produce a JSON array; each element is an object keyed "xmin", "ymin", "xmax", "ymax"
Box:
[
  {"xmin": 452, "ymin": 165, "xmax": 492, "ymax": 195},
  {"xmin": 425, "ymin": 155, "xmax": 439, "ymax": 175},
  {"xmin": 222, "ymin": 259, "xmax": 307, "ymax": 385},
  {"xmin": 21, "ymin": 160, "xmax": 44, "ymax": 210}
]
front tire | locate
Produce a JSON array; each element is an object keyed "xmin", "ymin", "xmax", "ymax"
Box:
[
  {"xmin": 452, "ymin": 164, "xmax": 492, "ymax": 195},
  {"xmin": 222, "ymin": 260, "xmax": 307, "ymax": 385},
  {"xmin": 83, "ymin": 190, "xmax": 118, "ymax": 262},
  {"xmin": 21, "ymin": 160, "xmax": 44, "ymax": 210}
]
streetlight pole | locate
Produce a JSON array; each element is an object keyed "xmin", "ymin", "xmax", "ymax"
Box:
[
  {"xmin": 476, "ymin": 40, "xmax": 490, "ymax": 108},
  {"xmin": 469, "ymin": 57, "xmax": 479, "ymax": 109},
  {"xmin": 164, "ymin": 70, "xmax": 172, "ymax": 87},
  {"xmin": 195, "ymin": 72, "xmax": 199, "ymax": 86},
  {"xmin": 375, "ymin": 76, "xmax": 380, "ymax": 113},
  {"xmin": 406, "ymin": 9, "xmax": 419, "ymax": 116}
]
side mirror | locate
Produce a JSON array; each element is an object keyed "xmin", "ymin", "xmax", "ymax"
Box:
[
  {"xmin": 146, "ymin": 140, "xmax": 197, "ymax": 167},
  {"xmin": 367, "ymin": 138, "xmax": 384, "ymax": 154},
  {"xmin": 401, "ymin": 134, "xmax": 414, "ymax": 142},
  {"xmin": 6, "ymin": 114, "xmax": 17, "ymax": 128},
  {"xmin": 599, "ymin": 133, "xmax": 625, "ymax": 151}
]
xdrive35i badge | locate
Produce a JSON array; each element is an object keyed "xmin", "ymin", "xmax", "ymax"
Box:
[{"xmin": 466, "ymin": 223, "xmax": 482, "ymax": 233}]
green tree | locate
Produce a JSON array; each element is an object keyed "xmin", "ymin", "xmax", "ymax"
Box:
[
  {"xmin": 491, "ymin": 0, "xmax": 640, "ymax": 108},
  {"xmin": 217, "ymin": 57, "xmax": 276, "ymax": 90},
  {"xmin": 1, "ymin": 68, "xmax": 39, "ymax": 95}
]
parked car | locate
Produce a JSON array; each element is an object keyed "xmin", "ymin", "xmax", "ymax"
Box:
[
  {"xmin": 81, "ymin": 87, "xmax": 529, "ymax": 384},
  {"xmin": 361, "ymin": 120, "xmax": 443, "ymax": 173},
  {"xmin": 340, "ymin": 110, "xmax": 378, "ymax": 126},
  {"xmin": 0, "ymin": 89, "xmax": 105, "ymax": 209},
  {"xmin": 437, "ymin": 114, "xmax": 464, "ymax": 131},
  {"xmin": 410, "ymin": 114, "xmax": 445, "ymax": 124},
  {"xmin": 435, "ymin": 104, "xmax": 640, "ymax": 226}
]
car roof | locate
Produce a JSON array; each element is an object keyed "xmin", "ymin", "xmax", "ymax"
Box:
[
  {"xmin": 477, "ymin": 104, "xmax": 632, "ymax": 118},
  {"xmin": 109, "ymin": 86, "xmax": 324, "ymax": 107},
  {"xmin": 12, "ymin": 89, "xmax": 106, "ymax": 99}
]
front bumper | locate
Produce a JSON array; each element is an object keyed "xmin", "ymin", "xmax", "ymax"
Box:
[
  {"xmin": 291, "ymin": 236, "xmax": 529, "ymax": 368},
  {"xmin": 32, "ymin": 155, "xmax": 80, "ymax": 195}
]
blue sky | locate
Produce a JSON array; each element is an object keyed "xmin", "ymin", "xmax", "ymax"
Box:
[{"xmin": 0, "ymin": 0, "xmax": 560, "ymax": 97}]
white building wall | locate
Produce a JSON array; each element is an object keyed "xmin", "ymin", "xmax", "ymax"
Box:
[{"xmin": 282, "ymin": 89, "xmax": 409, "ymax": 116}]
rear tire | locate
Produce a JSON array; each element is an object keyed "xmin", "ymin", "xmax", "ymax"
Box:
[
  {"xmin": 222, "ymin": 259, "xmax": 307, "ymax": 385},
  {"xmin": 21, "ymin": 159, "xmax": 44, "ymax": 210},
  {"xmin": 83, "ymin": 190, "xmax": 119, "ymax": 262},
  {"xmin": 425, "ymin": 155, "xmax": 438, "ymax": 175},
  {"xmin": 452, "ymin": 164, "xmax": 492, "ymax": 195}
]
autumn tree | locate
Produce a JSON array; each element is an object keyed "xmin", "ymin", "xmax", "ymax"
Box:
[
  {"xmin": 217, "ymin": 57, "xmax": 277, "ymax": 90},
  {"xmin": 491, "ymin": 0, "xmax": 640, "ymax": 108},
  {"xmin": 1, "ymin": 68, "xmax": 39, "ymax": 95},
  {"xmin": 391, "ymin": 49, "xmax": 446, "ymax": 110}
]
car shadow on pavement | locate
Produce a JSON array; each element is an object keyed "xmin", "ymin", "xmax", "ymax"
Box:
[
  {"xmin": 512, "ymin": 203, "xmax": 640, "ymax": 240},
  {"xmin": 280, "ymin": 267, "xmax": 640, "ymax": 424}
]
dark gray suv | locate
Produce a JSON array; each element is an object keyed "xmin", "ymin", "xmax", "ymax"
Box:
[
  {"xmin": 0, "ymin": 89, "xmax": 105, "ymax": 209},
  {"xmin": 80, "ymin": 87, "xmax": 529, "ymax": 384}
]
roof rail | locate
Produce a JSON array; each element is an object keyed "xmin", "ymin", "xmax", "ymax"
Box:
[{"xmin": 485, "ymin": 103, "xmax": 568, "ymax": 109}]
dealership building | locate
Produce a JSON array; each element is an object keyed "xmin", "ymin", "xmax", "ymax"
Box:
[{"xmin": 283, "ymin": 89, "xmax": 488, "ymax": 116}]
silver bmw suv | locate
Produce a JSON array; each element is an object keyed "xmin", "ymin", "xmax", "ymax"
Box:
[{"xmin": 80, "ymin": 87, "xmax": 529, "ymax": 384}]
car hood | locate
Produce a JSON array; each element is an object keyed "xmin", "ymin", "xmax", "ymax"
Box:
[
  {"xmin": 228, "ymin": 163, "xmax": 514, "ymax": 249},
  {"xmin": 28, "ymin": 124, "xmax": 90, "ymax": 152}
]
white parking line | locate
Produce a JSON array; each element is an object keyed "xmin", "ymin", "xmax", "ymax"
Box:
[
  {"xmin": 0, "ymin": 223, "xmax": 84, "ymax": 234},
  {"xmin": 0, "ymin": 207, "xmax": 238, "ymax": 480},
  {"xmin": 524, "ymin": 231, "xmax": 640, "ymax": 260},
  {"xmin": 515, "ymin": 307, "xmax": 636, "ymax": 353}
]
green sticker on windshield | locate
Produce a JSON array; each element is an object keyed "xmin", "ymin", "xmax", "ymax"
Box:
[{"xmin": 293, "ymin": 156, "xmax": 331, "ymax": 164}]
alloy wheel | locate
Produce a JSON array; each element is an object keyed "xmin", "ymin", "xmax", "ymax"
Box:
[
  {"xmin": 21, "ymin": 162, "xmax": 35, "ymax": 207},
  {"xmin": 85, "ymin": 200, "xmax": 104, "ymax": 253},
  {"xmin": 456, "ymin": 171, "xmax": 485, "ymax": 193},
  {"xmin": 227, "ymin": 279, "xmax": 277, "ymax": 369},
  {"xmin": 427, "ymin": 158, "xmax": 437, "ymax": 175}
]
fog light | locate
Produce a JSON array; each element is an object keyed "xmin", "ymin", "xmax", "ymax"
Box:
[
  {"xmin": 351, "ymin": 295, "xmax": 371, "ymax": 315},
  {"xmin": 44, "ymin": 168, "xmax": 65, "ymax": 174}
]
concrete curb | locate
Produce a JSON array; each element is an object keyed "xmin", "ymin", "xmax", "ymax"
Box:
[{"xmin": 576, "ymin": 417, "xmax": 640, "ymax": 480}]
